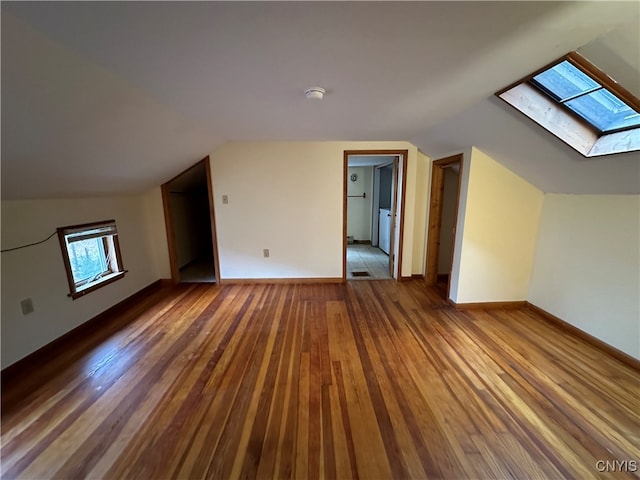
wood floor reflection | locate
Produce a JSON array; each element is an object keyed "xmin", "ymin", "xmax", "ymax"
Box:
[{"xmin": 2, "ymin": 281, "xmax": 638, "ymax": 479}]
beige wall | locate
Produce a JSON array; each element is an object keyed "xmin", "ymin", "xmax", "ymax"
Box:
[
  {"xmin": 1, "ymin": 194, "xmax": 160, "ymax": 368},
  {"xmin": 528, "ymin": 194, "xmax": 640, "ymax": 360},
  {"xmin": 453, "ymin": 148, "xmax": 544, "ymax": 303},
  {"xmin": 142, "ymin": 187, "xmax": 171, "ymax": 279},
  {"xmin": 208, "ymin": 141, "xmax": 425, "ymax": 279},
  {"xmin": 412, "ymin": 151, "xmax": 431, "ymax": 275}
]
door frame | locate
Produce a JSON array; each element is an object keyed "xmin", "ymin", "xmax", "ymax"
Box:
[
  {"xmin": 161, "ymin": 156, "xmax": 221, "ymax": 284},
  {"xmin": 424, "ymin": 153, "xmax": 463, "ymax": 293},
  {"xmin": 388, "ymin": 156, "xmax": 399, "ymax": 277},
  {"xmin": 343, "ymin": 149, "xmax": 408, "ymax": 281}
]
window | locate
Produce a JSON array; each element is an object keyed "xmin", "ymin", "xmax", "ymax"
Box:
[
  {"xmin": 57, "ymin": 220, "xmax": 126, "ymax": 299},
  {"xmin": 497, "ymin": 52, "xmax": 640, "ymax": 157},
  {"xmin": 530, "ymin": 60, "xmax": 640, "ymax": 134}
]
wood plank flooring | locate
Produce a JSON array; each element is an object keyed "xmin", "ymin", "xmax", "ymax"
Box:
[{"xmin": 2, "ymin": 281, "xmax": 639, "ymax": 479}]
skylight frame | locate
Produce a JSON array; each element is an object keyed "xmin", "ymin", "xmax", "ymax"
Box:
[{"xmin": 496, "ymin": 52, "xmax": 640, "ymax": 158}]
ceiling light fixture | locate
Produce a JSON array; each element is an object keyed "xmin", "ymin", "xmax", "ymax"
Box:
[{"xmin": 305, "ymin": 87, "xmax": 326, "ymax": 100}]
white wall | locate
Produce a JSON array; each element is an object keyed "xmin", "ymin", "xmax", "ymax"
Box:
[
  {"xmin": 528, "ymin": 194, "xmax": 640, "ymax": 360},
  {"xmin": 347, "ymin": 166, "xmax": 373, "ymax": 241},
  {"xmin": 453, "ymin": 147, "xmax": 544, "ymax": 303},
  {"xmin": 208, "ymin": 141, "xmax": 424, "ymax": 279},
  {"xmin": 1, "ymin": 194, "xmax": 161, "ymax": 368}
]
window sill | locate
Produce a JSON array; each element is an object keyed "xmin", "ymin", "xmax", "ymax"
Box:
[{"xmin": 68, "ymin": 271, "xmax": 127, "ymax": 300}]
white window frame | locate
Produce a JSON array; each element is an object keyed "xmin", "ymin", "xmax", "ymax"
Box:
[{"xmin": 57, "ymin": 220, "xmax": 126, "ymax": 300}]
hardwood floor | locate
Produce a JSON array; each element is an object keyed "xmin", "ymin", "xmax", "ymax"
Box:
[{"xmin": 2, "ymin": 281, "xmax": 639, "ymax": 479}]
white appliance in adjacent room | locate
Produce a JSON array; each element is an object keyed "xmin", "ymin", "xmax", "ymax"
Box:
[{"xmin": 379, "ymin": 208, "xmax": 391, "ymax": 254}]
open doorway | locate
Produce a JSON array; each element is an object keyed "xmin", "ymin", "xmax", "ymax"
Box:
[
  {"xmin": 162, "ymin": 156, "xmax": 220, "ymax": 284},
  {"xmin": 425, "ymin": 154, "xmax": 463, "ymax": 297},
  {"xmin": 343, "ymin": 150, "xmax": 407, "ymax": 281}
]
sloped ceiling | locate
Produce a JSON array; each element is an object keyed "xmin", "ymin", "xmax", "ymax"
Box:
[{"xmin": 2, "ymin": 1, "xmax": 638, "ymax": 199}]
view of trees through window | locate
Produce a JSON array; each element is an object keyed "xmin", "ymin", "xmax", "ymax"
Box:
[
  {"xmin": 58, "ymin": 220, "xmax": 125, "ymax": 299},
  {"xmin": 67, "ymin": 238, "xmax": 108, "ymax": 284}
]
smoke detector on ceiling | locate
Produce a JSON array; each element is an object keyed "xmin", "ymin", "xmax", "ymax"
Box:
[{"xmin": 304, "ymin": 87, "xmax": 326, "ymax": 100}]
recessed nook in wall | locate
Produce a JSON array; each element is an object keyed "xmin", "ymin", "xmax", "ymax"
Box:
[
  {"xmin": 161, "ymin": 157, "xmax": 220, "ymax": 284},
  {"xmin": 425, "ymin": 154, "xmax": 463, "ymax": 300}
]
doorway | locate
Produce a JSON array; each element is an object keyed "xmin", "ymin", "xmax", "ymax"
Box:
[
  {"xmin": 343, "ymin": 150, "xmax": 407, "ymax": 281},
  {"xmin": 162, "ymin": 156, "xmax": 220, "ymax": 284},
  {"xmin": 425, "ymin": 154, "xmax": 463, "ymax": 297}
]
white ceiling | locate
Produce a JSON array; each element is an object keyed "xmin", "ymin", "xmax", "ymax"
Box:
[{"xmin": 2, "ymin": 1, "xmax": 638, "ymax": 199}]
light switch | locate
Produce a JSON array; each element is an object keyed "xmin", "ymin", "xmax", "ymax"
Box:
[{"xmin": 222, "ymin": 195, "xmax": 229, "ymax": 204}]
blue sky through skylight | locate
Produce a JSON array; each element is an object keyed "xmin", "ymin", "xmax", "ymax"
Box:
[{"xmin": 532, "ymin": 60, "xmax": 640, "ymax": 133}]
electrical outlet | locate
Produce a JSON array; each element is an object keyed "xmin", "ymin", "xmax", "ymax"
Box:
[
  {"xmin": 21, "ymin": 298, "xmax": 34, "ymax": 315},
  {"xmin": 263, "ymin": 248, "xmax": 270, "ymax": 258},
  {"xmin": 222, "ymin": 194, "xmax": 229, "ymax": 204}
]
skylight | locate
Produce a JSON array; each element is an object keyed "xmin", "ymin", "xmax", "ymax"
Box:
[
  {"xmin": 530, "ymin": 60, "xmax": 640, "ymax": 134},
  {"xmin": 496, "ymin": 52, "xmax": 640, "ymax": 158}
]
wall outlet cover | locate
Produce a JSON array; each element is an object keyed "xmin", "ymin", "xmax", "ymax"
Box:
[{"xmin": 21, "ymin": 298, "xmax": 34, "ymax": 315}]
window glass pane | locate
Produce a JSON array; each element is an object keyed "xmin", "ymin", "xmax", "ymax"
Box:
[
  {"xmin": 532, "ymin": 60, "xmax": 600, "ymax": 101},
  {"xmin": 67, "ymin": 237, "xmax": 108, "ymax": 283},
  {"xmin": 565, "ymin": 89, "xmax": 640, "ymax": 132},
  {"xmin": 58, "ymin": 220, "xmax": 125, "ymax": 299}
]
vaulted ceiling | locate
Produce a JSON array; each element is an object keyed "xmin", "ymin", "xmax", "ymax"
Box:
[{"xmin": 2, "ymin": 1, "xmax": 638, "ymax": 199}]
